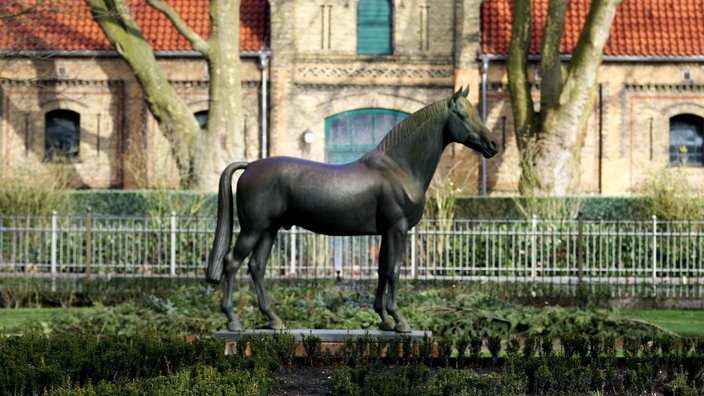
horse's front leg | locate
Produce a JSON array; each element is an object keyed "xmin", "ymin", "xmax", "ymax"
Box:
[
  {"xmin": 383, "ymin": 220, "xmax": 412, "ymax": 333},
  {"xmin": 374, "ymin": 237, "xmax": 394, "ymax": 331},
  {"xmin": 249, "ymin": 229, "xmax": 285, "ymax": 330}
]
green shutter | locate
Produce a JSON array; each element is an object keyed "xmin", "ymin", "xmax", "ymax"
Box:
[{"xmin": 357, "ymin": 0, "xmax": 392, "ymax": 55}]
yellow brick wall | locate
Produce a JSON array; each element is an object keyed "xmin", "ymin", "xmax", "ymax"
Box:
[
  {"xmin": 3, "ymin": 1, "xmax": 702, "ymax": 196},
  {"xmin": 0, "ymin": 57, "xmax": 262, "ymax": 189},
  {"xmin": 480, "ymin": 61, "xmax": 704, "ymax": 195}
]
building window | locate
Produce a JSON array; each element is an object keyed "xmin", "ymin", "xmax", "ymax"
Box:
[
  {"xmin": 325, "ymin": 108, "xmax": 408, "ymax": 164},
  {"xmin": 45, "ymin": 109, "xmax": 80, "ymax": 161},
  {"xmin": 670, "ymin": 114, "xmax": 704, "ymax": 166},
  {"xmin": 195, "ymin": 110, "xmax": 208, "ymax": 129},
  {"xmin": 357, "ymin": 0, "xmax": 392, "ymax": 55}
]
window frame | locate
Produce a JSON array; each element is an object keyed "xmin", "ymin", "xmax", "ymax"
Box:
[
  {"xmin": 669, "ymin": 113, "xmax": 704, "ymax": 167},
  {"xmin": 325, "ymin": 108, "xmax": 408, "ymax": 164},
  {"xmin": 44, "ymin": 109, "xmax": 80, "ymax": 162}
]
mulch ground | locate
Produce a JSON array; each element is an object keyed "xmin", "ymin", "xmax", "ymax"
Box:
[{"xmin": 269, "ymin": 365, "xmax": 335, "ymax": 396}]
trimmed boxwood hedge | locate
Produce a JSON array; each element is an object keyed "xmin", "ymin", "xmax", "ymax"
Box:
[
  {"xmin": 65, "ymin": 191, "xmax": 653, "ymax": 220},
  {"xmin": 0, "ymin": 331, "xmax": 278, "ymax": 396},
  {"xmin": 3, "ymin": 331, "xmax": 704, "ymax": 395},
  {"xmin": 455, "ymin": 195, "xmax": 645, "ymax": 220}
]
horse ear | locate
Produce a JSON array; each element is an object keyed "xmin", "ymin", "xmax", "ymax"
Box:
[
  {"xmin": 461, "ymin": 86, "xmax": 469, "ymax": 97},
  {"xmin": 452, "ymin": 87, "xmax": 463, "ymax": 101}
]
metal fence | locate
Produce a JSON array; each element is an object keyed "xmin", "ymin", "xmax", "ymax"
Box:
[{"xmin": 1, "ymin": 212, "xmax": 703, "ymax": 296}]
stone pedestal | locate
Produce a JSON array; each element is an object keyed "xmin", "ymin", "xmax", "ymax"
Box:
[{"xmin": 215, "ymin": 329, "xmax": 434, "ymax": 357}]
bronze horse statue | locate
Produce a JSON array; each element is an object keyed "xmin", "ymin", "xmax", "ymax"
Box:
[{"xmin": 206, "ymin": 87, "xmax": 497, "ymax": 333}]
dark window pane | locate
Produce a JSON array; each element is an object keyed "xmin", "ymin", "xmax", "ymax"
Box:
[
  {"xmin": 326, "ymin": 109, "xmax": 408, "ymax": 164},
  {"xmin": 374, "ymin": 113, "xmax": 397, "ymax": 143},
  {"xmin": 195, "ymin": 110, "xmax": 208, "ymax": 129},
  {"xmin": 45, "ymin": 110, "xmax": 80, "ymax": 161},
  {"xmin": 670, "ymin": 114, "xmax": 704, "ymax": 166},
  {"xmin": 330, "ymin": 117, "xmax": 350, "ymax": 146},
  {"xmin": 352, "ymin": 114, "xmax": 374, "ymax": 145}
]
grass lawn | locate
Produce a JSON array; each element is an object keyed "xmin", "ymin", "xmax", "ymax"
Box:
[
  {"xmin": 620, "ymin": 309, "xmax": 704, "ymax": 338},
  {"xmin": 0, "ymin": 307, "xmax": 96, "ymax": 331}
]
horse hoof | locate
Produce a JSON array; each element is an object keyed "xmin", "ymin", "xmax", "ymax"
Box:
[
  {"xmin": 394, "ymin": 322, "xmax": 412, "ymax": 333},
  {"xmin": 227, "ymin": 320, "xmax": 244, "ymax": 332},
  {"xmin": 379, "ymin": 319, "xmax": 395, "ymax": 332},
  {"xmin": 267, "ymin": 320, "xmax": 287, "ymax": 331}
]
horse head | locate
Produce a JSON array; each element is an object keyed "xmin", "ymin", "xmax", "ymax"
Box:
[{"xmin": 446, "ymin": 86, "xmax": 498, "ymax": 158}]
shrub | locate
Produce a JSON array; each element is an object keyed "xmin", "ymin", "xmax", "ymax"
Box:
[
  {"xmin": 0, "ymin": 161, "xmax": 72, "ymax": 215},
  {"xmin": 633, "ymin": 166, "xmax": 704, "ymax": 220}
]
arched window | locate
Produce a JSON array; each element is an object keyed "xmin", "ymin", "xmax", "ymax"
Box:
[
  {"xmin": 325, "ymin": 108, "xmax": 408, "ymax": 164},
  {"xmin": 357, "ymin": 0, "xmax": 392, "ymax": 55},
  {"xmin": 195, "ymin": 110, "xmax": 208, "ymax": 129},
  {"xmin": 45, "ymin": 109, "xmax": 80, "ymax": 161},
  {"xmin": 670, "ymin": 114, "xmax": 704, "ymax": 166}
]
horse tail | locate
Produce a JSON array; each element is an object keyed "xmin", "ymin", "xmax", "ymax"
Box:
[{"xmin": 205, "ymin": 161, "xmax": 249, "ymax": 284}]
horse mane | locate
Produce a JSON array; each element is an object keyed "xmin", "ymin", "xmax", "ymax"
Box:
[{"xmin": 359, "ymin": 99, "xmax": 449, "ymax": 163}]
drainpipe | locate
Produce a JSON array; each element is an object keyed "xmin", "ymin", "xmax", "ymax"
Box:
[
  {"xmin": 480, "ymin": 55, "xmax": 489, "ymax": 196},
  {"xmin": 259, "ymin": 50, "xmax": 270, "ymax": 159}
]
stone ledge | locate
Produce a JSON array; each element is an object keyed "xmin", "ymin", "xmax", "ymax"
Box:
[{"xmin": 215, "ymin": 329, "xmax": 432, "ymax": 343}]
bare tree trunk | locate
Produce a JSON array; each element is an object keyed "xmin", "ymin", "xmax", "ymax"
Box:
[
  {"xmin": 87, "ymin": 0, "xmax": 244, "ymax": 190},
  {"xmin": 205, "ymin": 0, "xmax": 243, "ymax": 188},
  {"xmin": 508, "ymin": 0, "xmax": 622, "ymax": 196},
  {"xmin": 86, "ymin": 0, "xmax": 202, "ymax": 189}
]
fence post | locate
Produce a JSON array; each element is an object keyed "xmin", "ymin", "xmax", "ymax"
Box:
[
  {"xmin": 290, "ymin": 226, "xmax": 297, "ymax": 275},
  {"xmin": 652, "ymin": 215, "xmax": 657, "ymax": 286},
  {"xmin": 577, "ymin": 211, "xmax": 583, "ymax": 284},
  {"xmin": 333, "ymin": 236, "xmax": 342, "ymax": 279},
  {"xmin": 410, "ymin": 226, "xmax": 417, "ymax": 279},
  {"xmin": 170, "ymin": 212, "xmax": 177, "ymax": 276},
  {"xmin": 531, "ymin": 214, "xmax": 537, "ymax": 280},
  {"xmin": 85, "ymin": 207, "xmax": 92, "ymax": 278},
  {"xmin": 51, "ymin": 210, "xmax": 57, "ymax": 276}
]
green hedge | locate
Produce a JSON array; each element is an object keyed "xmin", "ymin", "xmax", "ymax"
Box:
[
  {"xmin": 66, "ymin": 191, "xmax": 648, "ymax": 220},
  {"xmin": 0, "ymin": 332, "xmax": 278, "ymax": 396},
  {"xmin": 3, "ymin": 331, "xmax": 704, "ymax": 395},
  {"xmin": 455, "ymin": 196, "xmax": 646, "ymax": 220},
  {"xmin": 70, "ymin": 190, "xmax": 218, "ymax": 217}
]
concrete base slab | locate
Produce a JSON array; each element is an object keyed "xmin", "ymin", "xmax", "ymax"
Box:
[{"xmin": 215, "ymin": 329, "xmax": 432, "ymax": 343}]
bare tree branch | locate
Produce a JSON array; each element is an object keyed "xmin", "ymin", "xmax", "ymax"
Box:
[
  {"xmin": 146, "ymin": 0, "xmax": 209, "ymax": 55},
  {"xmin": 0, "ymin": 0, "xmax": 45, "ymax": 20},
  {"xmin": 560, "ymin": 0, "xmax": 623, "ymax": 109},
  {"xmin": 540, "ymin": 0, "xmax": 568, "ymax": 116},
  {"xmin": 507, "ymin": 0, "xmax": 538, "ymax": 152}
]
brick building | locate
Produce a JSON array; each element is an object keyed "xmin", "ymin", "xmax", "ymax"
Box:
[{"xmin": 1, "ymin": 0, "xmax": 703, "ymax": 195}]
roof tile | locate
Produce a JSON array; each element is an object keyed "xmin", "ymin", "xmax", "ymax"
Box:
[
  {"xmin": 0, "ymin": 0, "xmax": 269, "ymax": 52},
  {"xmin": 481, "ymin": 0, "xmax": 704, "ymax": 57}
]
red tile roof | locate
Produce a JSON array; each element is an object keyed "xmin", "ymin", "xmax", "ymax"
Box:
[
  {"xmin": 481, "ymin": 0, "xmax": 704, "ymax": 57},
  {"xmin": 0, "ymin": 0, "xmax": 269, "ymax": 53}
]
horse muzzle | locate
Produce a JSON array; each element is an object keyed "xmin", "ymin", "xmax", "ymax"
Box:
[{"xmin": 482, "ymin": 141, "xmax": 498, "ymax": 158}]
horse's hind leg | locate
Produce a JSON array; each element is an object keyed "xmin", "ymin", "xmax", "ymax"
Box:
[
  {"xmin": 248, "ymin": 228, "xmax": 285, "ymax": 330},
  {"xmin": 383, "ymin": 221, "xmax": 412, "ymax": 333},
  {"xmin": 221, "ymin": 232, "xmax": 259, "ymax": 331}
]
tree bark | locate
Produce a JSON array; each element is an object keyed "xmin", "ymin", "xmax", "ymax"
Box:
[
  {"xmin": 87, "ymin": 0, "xmax": 244, "ymax": 190},
  {"xmin": 86, "ymin": 0, "xmax": 202, "ymax": 189},
  {"xmin": 507, "ymin": 0, "xmax": 623, "ymax": 196},
  {"xmin": 148, "ymin": 0, "xmax": 244, "ymax": 187},
  {"xmin": 205, "ymin": 0, "xmax": 243, "ymax": 185}
]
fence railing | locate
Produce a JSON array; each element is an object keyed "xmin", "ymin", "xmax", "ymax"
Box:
[{"xmin": 1, "ymin": 212, "xmax": 703, "ymax": 296}]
